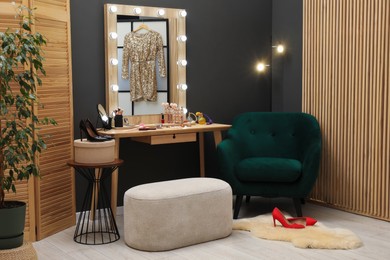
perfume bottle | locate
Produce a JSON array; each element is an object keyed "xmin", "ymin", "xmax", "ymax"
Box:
[{"xmin": 197, "ymin": 113, "xmax": 206, "ymax": 125}]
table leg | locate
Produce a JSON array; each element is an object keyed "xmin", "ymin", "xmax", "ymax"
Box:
[
  {"xmin": 213, "ymin": 130, "xmax": 223, "ymax": 148},
  {"xmin": 111, "ymin": 137, "xmax": 120, "ymax": 218},
  {"xmin": 73, "ymin": 167, "xmax": 120, "ymax": 245},
  {"xmin": 199, "ymin": 132, "xmax": 205, "ymax": 177},
  {"xmin": 90, "ymin": 168, "xmax": 101, "ymax": 220}
]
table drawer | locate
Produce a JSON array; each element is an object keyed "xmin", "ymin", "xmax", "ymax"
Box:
[{"xmin": 132, "ymin": 133, "xmax": 197, "ymax": 145}]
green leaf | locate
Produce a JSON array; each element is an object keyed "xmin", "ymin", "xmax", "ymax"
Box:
[{"xmin": 22, "ymin": 22, "xmax": 31, "ymax": 32}]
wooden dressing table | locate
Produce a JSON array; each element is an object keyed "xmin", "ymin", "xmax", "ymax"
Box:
[{"xmin": 98, "ymin": 123, "xmax": 231, "ymax": 216}]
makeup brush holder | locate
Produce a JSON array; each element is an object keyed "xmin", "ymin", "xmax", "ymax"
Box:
[
  {"xmin": 74, "ymin": 139, "xmax": 115, "ymax": 164},
  {"xmin": 114, "ymin": 115, "xmax": 123, "ymax": 127}
]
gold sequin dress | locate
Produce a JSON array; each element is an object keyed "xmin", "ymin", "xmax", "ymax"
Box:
[{"xmin": 121, "ymin": 30, "xmax": 166, "ymax": 102}]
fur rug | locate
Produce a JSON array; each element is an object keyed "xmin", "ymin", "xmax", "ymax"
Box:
[{"xmin": 233, "ymin": 213, "xmax": 363, "ymax": 249}]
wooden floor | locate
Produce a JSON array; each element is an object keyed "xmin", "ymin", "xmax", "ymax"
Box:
[{"xmin": 33, "ymin": 197, "xmax": 390, "ymax": 259}]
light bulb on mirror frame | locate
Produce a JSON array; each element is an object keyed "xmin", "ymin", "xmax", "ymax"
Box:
[
  {"xmin": 111, "ymin": 84, "xmax": 119, "ymax": 92},
  {"xmin": 110, "ymin": 58, "xmax": 118, "ymax": 65},
  {"xmin": 177, "ymin": 35, "xmax": 187, "ymax": 42},
  {"xmin": 109, "ymin": 5, "xmax": 117, "ymax": 13},
  {"xmin": 133, "ymin": 7, "xmax": 142, "ymax": 15},
  {"xmin": 177, "ymin": 60, "xmax": 188, "ymax": 67},
  {"xmin": 109, "ymin": 32, "xmax": 118, "ymax": 39},
  {"xmin": 179, "ymin": 10, "xmax": 187, "ymax": 17},
  {"xmin": 177, "ymin": 84, "xmax": 188, "ymax": 90},
  {"xmin": 157, "ymin": 9, "xmax": 165, "ymax": 16}
]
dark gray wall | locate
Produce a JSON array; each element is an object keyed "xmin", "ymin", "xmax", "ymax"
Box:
[
  {"xmin": 70, "ymin": 0, "xmax": 273, "ymax": 209},
  {"xmin": 271, "ymin": 0, "xmax": 302, "ymax": 112}
]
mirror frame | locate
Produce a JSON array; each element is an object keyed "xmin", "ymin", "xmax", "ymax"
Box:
[{"xmin": 104, "ymin": 4, "xmax": 187, "ymax": 124}]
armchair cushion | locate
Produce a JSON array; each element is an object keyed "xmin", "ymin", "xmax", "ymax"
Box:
[{"xmin": 236, "ymin": 157, "xmax": 302, "ymax": 183}]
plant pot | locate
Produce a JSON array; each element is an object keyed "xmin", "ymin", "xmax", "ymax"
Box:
[{"xmin": 0, "ymin": 201, "xmax": 26, "ymax": 250}]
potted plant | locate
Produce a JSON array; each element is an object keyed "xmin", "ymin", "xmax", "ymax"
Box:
[{"xmin": 0, "ymin": 4, "xmax": 56, "ymax": 249}]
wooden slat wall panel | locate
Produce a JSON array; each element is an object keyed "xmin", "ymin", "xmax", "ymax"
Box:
[
  {"xmin": 34, "ymin": 0, "xmax": 75, "ymax": 240},
  {"xmin": 303, "ymin": 0, "xmax": 390, "ymax": 221}
]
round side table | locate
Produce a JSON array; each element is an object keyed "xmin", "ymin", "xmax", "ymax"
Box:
[{"xmin": 67, "ymin": 159, "xmax": 124, "ymax": 245}]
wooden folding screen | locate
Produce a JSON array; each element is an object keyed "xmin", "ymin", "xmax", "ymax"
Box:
[
  {"xmin": 0, "ymin": 0, "xmax": 75, "ymax": 240},
  {"xmin": 0, "ymin": 0, "xmax": 36, "ymax": 242},
  {"xmin": 33, "ymin": 0, "xmax": 75, "ymax": 240},
  {"xmin": 303, "ymin": 0, "xmax": 390, "ymax": 221}
]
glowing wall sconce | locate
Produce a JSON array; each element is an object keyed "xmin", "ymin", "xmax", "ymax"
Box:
[
  {"xmin": 272, "ymin": 44, "xmax": 285, "ymax": 54},
  {"xmin": 177, "ymin": 60, "xmax": 188, "ymax": 67},
  {"xmin": 256, "ymin": 62, "xmax": 270, "ymax": 72}
]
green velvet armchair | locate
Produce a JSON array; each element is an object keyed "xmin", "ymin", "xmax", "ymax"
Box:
[{"xmin": 217, "ymin": 112, "xmax": 321, "ymax": 219}]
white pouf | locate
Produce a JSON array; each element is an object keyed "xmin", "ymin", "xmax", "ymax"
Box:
[
  {"xmin": 124, "ymin": 178, "xmax": 233, "ymax": 251},
  {"xmin": 74, "ymin": 139, "xmax": 115, "ymax": 164}
]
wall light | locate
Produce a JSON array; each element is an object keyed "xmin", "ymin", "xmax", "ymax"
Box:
[
  {"xmin": 177, "ymin": 60, "xmax": 188, "ymax": 67},
  {"xmin": 272, "ymin": 44, "xmax": 285, "ymax": 54},
  {"xmin": 256, "ymin": 62, "xmax": 270, "ymax": 72},
  {"xmin": 109, "ymin": 32, "xmax": 118, "ymax": 39},
  {"xmin": 133, "ymin": 7, "xmax": 142, "ymax": 15},
  {"xmin": 179, "ymin": 10, "xmax": 187, "ymax": 17},
  {"xmin": 177, "ymin": 35, "xmax": 187, "ymax": 42},
  {"xmin": 183, "ymin": 107, "xmax": 188, "ymax": 114},
  {"xmin": 177, "ymin": 84, "xmax": 188, "ymax": 90},
  {"xmin": 109, "ymin": 5, "xmax": 118, "ymax": 13},
  {"xmin": 157, "ymin": 9, "xmax": 165, "ymax": 16},
  {"xmin": 111, "ymin": 84, "xmax": 119, "ymax": 92},
  {"xmin": 110, "ymin": 58, "xmax": 118, "ymax": 65}
]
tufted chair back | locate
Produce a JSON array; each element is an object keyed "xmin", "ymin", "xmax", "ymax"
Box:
[{"xmin": 228, "ymin": 112, "xmax": 319, "ymax": 160}]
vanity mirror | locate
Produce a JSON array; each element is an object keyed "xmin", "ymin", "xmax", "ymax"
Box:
[{"xmin": 104, "ymin": 4, "xmax": 187, "ymax": 125}]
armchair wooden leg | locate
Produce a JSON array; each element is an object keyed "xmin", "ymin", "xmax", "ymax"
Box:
[
  {"xmin": 293, "ymin": 198, "xmax": 303, "ymax": 217},
  {"xmin": 245, "ymin": 196, "xmax": 251, "ymax": 203},
  {"xmin": 233, "ymin": 195, "xmax": 243, "ymax": 219}
]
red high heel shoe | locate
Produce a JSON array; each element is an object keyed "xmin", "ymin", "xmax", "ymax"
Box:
[
  {"xmin": 272, "ymin": 207, "xmax": 305, "ymax": 229},
  {"xmin": 287, "ymin": 216, "xmax": 317, "ymax": 226}
]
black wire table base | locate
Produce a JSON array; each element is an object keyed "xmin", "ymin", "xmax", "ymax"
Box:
[{"xmin": 73, "ymin": 165, "xmax": 120, "ymax": 245}]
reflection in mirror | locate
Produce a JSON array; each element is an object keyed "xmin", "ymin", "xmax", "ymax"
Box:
[
  {"xmin": 116, "ymin": 17, "xmax": 169, "ymax": 116},
  {"xmin": 104, "ymin": 4, "xmax": 187, "ymax": 124},
  {"xmin": 97, "ymin": 104, "xmax": 111, "ymax": 129}
]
